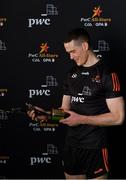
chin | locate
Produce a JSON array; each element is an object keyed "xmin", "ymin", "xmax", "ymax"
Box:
[{"xmin": 76, "ymin": 62, "xmax": 82, "ymax": 66}]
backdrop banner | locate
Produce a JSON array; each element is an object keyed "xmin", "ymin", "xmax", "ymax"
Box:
[{"xmin": 0, "ymin": 0, "xmax": 126, "ymax": 179}]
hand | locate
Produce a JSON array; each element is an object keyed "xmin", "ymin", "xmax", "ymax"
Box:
[
  {"xmin": 59, "ymin": 110, "xmax": 83, "ymax": 126},
  {"xmin": 27, "ymin": 106, "xmax": 48, "ymax": 122}
]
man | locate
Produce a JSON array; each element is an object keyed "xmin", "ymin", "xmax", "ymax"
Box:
[{"xmin": 28, "ymin": 28, "xmax": 125, "ymax": 179}]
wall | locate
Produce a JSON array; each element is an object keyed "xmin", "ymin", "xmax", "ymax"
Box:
[{"xmin": 0, "ymin": 0, "xmax": 126, "ymax": 179}]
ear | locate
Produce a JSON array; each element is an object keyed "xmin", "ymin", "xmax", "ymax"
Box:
[{"xmin": 82, "ymin": 42, "xmax": 89, "ymax": 51}]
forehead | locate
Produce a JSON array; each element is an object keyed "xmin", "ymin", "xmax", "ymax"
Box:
[{"xmin": 64, "ymin": 40, "xmax": 80, "ymax": 52}]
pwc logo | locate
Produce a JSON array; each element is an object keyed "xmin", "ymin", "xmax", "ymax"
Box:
[
  {"xmin": 30, "ymin": 144, "xmax": 58, "ymax": 165},
  {"xmin": 28, "ymin": 4, "xmax": 58, "ymax": 28},
  {"xmin": 28, "ymin": 75, "xmax": 58, "ymax": 98}
]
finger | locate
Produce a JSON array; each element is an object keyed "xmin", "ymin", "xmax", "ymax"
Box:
[
  {"xmin": 27, "ymin": 109, "xmax": 34, "ymax": 115},
  {"xmin": 34, "ymin": 117, "xmax": 38, "ymax": 121},
  {"xmin": 37, "ymin": 115, "xmax": 48, "ymax": 121},
  {"xmin": 59, "ymin": 119, "xmax": 66, "ymax": 122},
  {"xmin": 59, "ymin": 119, "xmax": 69, "ymax": 124},
  {"xmin": 34, "ymin": 106, "xmax": 45, "ymax": 112},
  {"xmin": 29, "ymin": 110, "xmax": 36, "ymax": 120}
]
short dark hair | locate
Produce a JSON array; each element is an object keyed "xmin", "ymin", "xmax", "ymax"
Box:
[{"xmin": 64, "ymin": 28, "xmax": 91, "ymax": 48}]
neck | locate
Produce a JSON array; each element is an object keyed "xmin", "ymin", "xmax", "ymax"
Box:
[{"xmin": 83, "ymin": 51, "xmax": 99, "ymax": 67}]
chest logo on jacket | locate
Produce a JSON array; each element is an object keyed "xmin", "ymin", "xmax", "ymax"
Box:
[
  {"xmin": 91, "ymin": 75, "xmax": 101, "ymax": 83},
  {"xmin": 71, "ymin": 96, "xmax": 85, "ymax": 103},
  {"xmin": 71, "ymin": 74, "xmax": 77, "ymax": 78}
]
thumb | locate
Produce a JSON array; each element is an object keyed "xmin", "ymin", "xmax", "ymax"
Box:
[
  {"xmin": 63, "ymin": 110, "xmax": 72, "ymax": 117},
  {"xmin": 64, "ymin": 109, "xmax": 72, "ymax": 113}
]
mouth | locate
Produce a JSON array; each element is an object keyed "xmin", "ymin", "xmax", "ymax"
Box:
[{"xmin": 73, "ymin": 59, "xmax": 78, "ymax": 62}]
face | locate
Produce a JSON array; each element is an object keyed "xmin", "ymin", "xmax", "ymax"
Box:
[{"xmin": 64, "ymin": 40, "xmax": 89, "ymax": 66}]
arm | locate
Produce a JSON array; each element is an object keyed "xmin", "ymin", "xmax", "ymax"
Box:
[
  {"xmin": 81, "ymin": 96, "xmax": 125, "ymax": 126},
  {"xmin": 27, "ymin": 95, "xmax": 71, "ymax": 121},
  {"xmin": 60, "ymin": 95, "xmax": 71, "ymax": 110},
  {"xmin": 60, "ymin": 96, "xmax": 125, "ymax": 127}
]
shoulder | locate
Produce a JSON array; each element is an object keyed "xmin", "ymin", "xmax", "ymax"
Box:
[{"xmin": 97, "ymin": 60, "xmax": 115, "ymax": 76}]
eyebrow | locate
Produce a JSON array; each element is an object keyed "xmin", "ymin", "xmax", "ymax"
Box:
[{"xmin": 67, "ymin": 49, "xmax": 75, "ymax": 53}]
